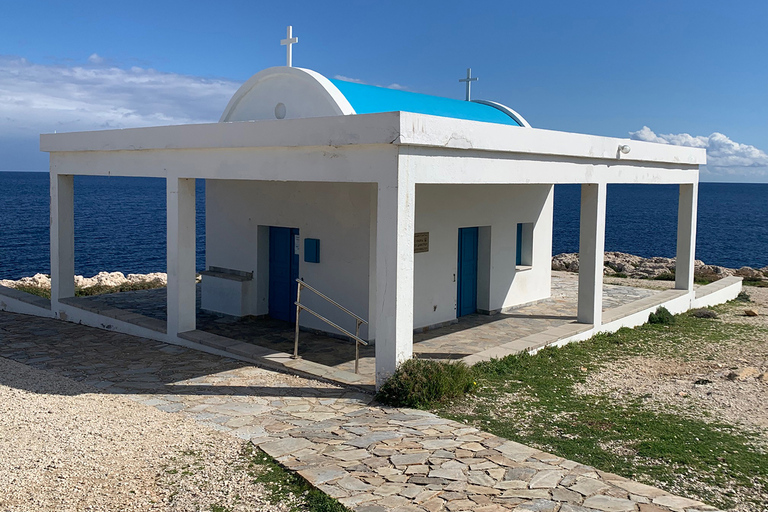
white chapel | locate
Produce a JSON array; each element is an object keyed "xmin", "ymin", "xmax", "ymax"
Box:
[{"xmin": 26, "ymin": 29, "xmax": 738, "ymax": 388}]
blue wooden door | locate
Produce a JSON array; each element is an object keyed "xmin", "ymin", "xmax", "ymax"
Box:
[
  {"xmin": 457, "ymin": 227, "xmax": 478, "ymax": 317},
  {"xmin": 269, "ymin": 226, "xmax": 300, "ymax": 322}
]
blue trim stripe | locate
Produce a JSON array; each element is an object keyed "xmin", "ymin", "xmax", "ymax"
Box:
[{"xmin": 330, "ymin": 79, "xmax": 523, "ymax": 127}]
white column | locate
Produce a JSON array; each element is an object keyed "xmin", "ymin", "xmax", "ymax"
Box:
[
  {"xmin": 50, "ymin": 174, "xmax": 75, "ymax": 306},
  {"xmin": 577, "ymin": 183, "xmax": 607, "ymax": 325},
  {"xmin": 675, "ymin": 183, "xmax": 698, "ymax": 291},
  {"xmin": 375, "ymin": 176, "xmax": 415, "ymax": 389},
  {"xmin": 167, "ymin": 177, "xmax": 197, "ymax": 336}
]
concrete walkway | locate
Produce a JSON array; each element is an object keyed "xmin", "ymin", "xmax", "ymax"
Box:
[
  {"xmin": 47, "ymin": 273, "xmax": 664, "ymax": 388},
  {"xmin": 0, "ymin": 310, "xmax": 720, "ymax": 512}
]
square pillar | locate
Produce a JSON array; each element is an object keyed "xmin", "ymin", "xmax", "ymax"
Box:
[
  {"xmin": 167, "ymin": 177, "xmax": 197, "ymax": 336},
  {"xmin": 50, "ymin": 174, "xmax": 75, "ymax": 305},
  {"xmin": 374, "ymin": 177, "xmax": 415, "ymax": 388},
  {"xmin": 675, "ymin": 183, "xmax": 698, "ymax": 291},
  {"xmin": 577, "ymin": 183, "xmax": 607, "ymax": 325}
]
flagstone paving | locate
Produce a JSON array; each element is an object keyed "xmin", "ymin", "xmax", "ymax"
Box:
[
  {"xmin": 0, "ymin": 310, "xmax": 720, "ymax": 512},
  {"xmin": 65, "ymin": 272, "xmax": 661, "ymax": 380}
]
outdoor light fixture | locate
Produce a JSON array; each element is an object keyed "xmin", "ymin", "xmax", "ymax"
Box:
[{"xmin": 619, "ymin": 144, "xmax": 631, "ymax": 154}]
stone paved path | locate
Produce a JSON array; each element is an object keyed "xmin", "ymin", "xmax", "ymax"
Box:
[
  {"xmin": 0, "ymin": 311, "xmax": 720, "ymax": 512},
  {"xmin": 66, "ymin": 272, "xmax": 660, "ymax": 380}
]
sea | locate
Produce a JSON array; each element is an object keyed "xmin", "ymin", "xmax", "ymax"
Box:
[{"xmin": 0, "ymin": 171, "xmax": 766, "ymax": 281}]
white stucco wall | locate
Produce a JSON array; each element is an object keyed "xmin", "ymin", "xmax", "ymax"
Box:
[
  {"xmin": 413, "ymin": 184, "xmax": 554, "ymax": 330},
  {"xmin": 205, "ymin": 180, "xmax": 374, "ymax": 339},
  {"xmin": 205, "ymin": 180, "xmax": 554, "ymax": 340}
]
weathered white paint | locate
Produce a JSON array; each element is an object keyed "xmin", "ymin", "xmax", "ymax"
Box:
[
  {"xmin": 41, "ymin": 112, "xmax": 705, "ymax": 168},
  {"xmin": 471, "ymin": 100, "xmax": 531, "ymax": 128},
  {"xmin": 675, "ymin": 183, "xmax": 698, "ymax": 291},
  {"xmin": 200, "ymin": 276, "xmax": 254, "ymax": 317},
  {"xmin": 220, "ymin": 67, "xmax": 355, "ymax": 123},
  {"xmin": 577, "ymin": 183, "xmax": 607, "ymax": 325},
  {"xmin": 50, "ymin": 174, "xmax": 74, "ymax": 307},
  {"xmin": 204, "ymin": 180, "xmax": 375, "ymax": 338},
  {"xmin": 375, "ymin": 164, "xmax": 415, "ymax": 386},
  {"xmin": 413, "ymin": 184, "xmax": 553, "ymax": 328},
  {"xmin": 691, "ymin": 276, "xmax": 742, "ymax": 309},
  {"xmin": 0, "ymin": 288, "xmax": 54, "ymax": 318},
  {"xmin": 166, "ymin": 177, "xmax": 197, "ymax": 336}
]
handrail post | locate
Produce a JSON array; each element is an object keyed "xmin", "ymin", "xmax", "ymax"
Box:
[
  {"xmin": 355, "ymin": 319, "xmax": 361, "ymax": 374},
  {"xmin": 293, "ymin": 281, "xmax": 302, "ymax": 359},
  {"xmin": 292, "ymin": 278, "xmax": 368, "ymax": 371}
]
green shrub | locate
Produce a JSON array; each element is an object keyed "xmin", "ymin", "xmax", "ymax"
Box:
[
  {"xmin": 11, "ymin": 284, "xmax": 51, "ymax": 299},
  {"xmin": 648, "ymin": 306, "xmax": 675, "ymax": 325},
  {"xmin": 736, "ymin": 291, "xmax": 751, "ymax": 302},
  {"xmin": 375, "ymin": 357, "xmax": 476, "ymax": 409},
  {"xmin": 653, "ymin": 271, "xmax": 676, "ymax": 281},
  {"xmin": 689, "ymin": 308, "xmax": 718, "ymax": 319},
  {"xmin": 75, "ymin": 280, "xmax": 164, "ymax": 297}
]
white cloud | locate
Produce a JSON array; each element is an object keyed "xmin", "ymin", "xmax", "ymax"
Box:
[
  {"xmin": 333, "ymin": 74, "xmax": 409, "ymax": 91},
  {"xmin": 630, "ymin": 126, "xmax": 768, "ymax": 180},
  {"xmin": 333, "ymin": 74, "xmax": 366, "ymax": 84},
  {"xmin": 0, "ymin": 55, "xmax": 240, "ymax": 140}
]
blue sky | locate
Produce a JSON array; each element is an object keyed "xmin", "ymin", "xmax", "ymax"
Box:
[{"xmin": 1, "ymin": 0, "xmax": 766, "ymax": 181}]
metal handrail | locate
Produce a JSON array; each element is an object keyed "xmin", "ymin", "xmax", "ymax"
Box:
[{"xmin": 293, "ymin": 279, "xmax": 369, "ymax": 374}]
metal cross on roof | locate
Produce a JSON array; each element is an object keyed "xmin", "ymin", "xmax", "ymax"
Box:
[
  {"xmin": 459, "ymin": 68, "xmax": 478, "ymax": 101},
  {"xmin": 281, "ymin": 25, "xmax": 299, "ymax": 67}
]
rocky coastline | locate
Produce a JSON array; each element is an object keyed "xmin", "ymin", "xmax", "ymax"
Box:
[
  {"xmin": 1, "ymin": 253, "xmax": 767, "ymax": 292},
  {"xmin": 553, "ymin": 251, "xmax": 768, "ymax": 281},
  {"xmin": 0, "ymin": 271, "xmax": 168, "ymax": 291}
]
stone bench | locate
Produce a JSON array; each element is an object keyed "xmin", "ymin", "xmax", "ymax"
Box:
[{"xmin": 200, "ymin": 266, "xmax": 254, "ymax": 317}]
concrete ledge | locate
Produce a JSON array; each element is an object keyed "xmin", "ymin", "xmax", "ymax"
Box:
[
  {"xmin": 0, "ymin": 285, "xmax": 53, "ymax": 317},
  {"xmin": 692, "ymin": 276, "xmax": 742, "ymax": 309},
  {"xmin": 178, "ymin": 329, "xmax": 375, "ymax": 390}
]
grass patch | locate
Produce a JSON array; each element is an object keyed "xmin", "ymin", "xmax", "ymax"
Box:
[
  {"xmin": 11, "ymin": 284, "xmax": 52, "ymax": 299},
  {"xmin": 437, "ymin": 305, "xmax": 768, "ymax": 510},
  {"xmin": 743, "ymin": 278, "xmax": 768, "ymax": 288},
  {"xmin": 653, "ymin": 271, "xmax": 676, "ymax": 281},
  {"xmin": 242, "ymin": 444, "xmax": 351, "ymax": 512},
  {"xmin": 75, "ymin": 280, "xmax": 164, "ymax": 297},
  {"xmin": 376, "ymin": 357, "xmax": 477, "ymax": 409}
]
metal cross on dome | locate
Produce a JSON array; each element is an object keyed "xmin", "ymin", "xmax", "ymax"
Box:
[
  {"xmin": 281, "ymin": 25, "xmax": 299, "ymax": 67},
  {"xmin": 459, "ymin": 68, "xmax": 478, "ymax": 101}
]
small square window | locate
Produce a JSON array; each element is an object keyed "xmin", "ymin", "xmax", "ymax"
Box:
[{"xmin": 304, "ymin": 238, "xmax": 320, "ymax": 263}]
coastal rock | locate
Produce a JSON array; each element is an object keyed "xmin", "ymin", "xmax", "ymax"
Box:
[
  {"xmin": 744, "ymin": 309, "xmax": 759, "ymax": 317},
  {"xmin": 0, "ymin": 272, "xmax": 169, "ymax": 291},
  {"xmin": 0, "ymin": 273, "xmax": 51, "ymax": 289},
  {"xmin": 552, "ymin": 252, "xmax": 765, "ymax": 283},
  {"xmin": 551, "ymin": 253, "xmax": 579, "ymax": 272},
  {"xmin": 734, "ymin": 266, "xmax": 764, "ymax": 279}
]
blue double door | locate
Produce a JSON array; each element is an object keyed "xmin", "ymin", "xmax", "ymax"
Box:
[
  {"xmin": 269, "ymin": 226, "xmax": 300, "ymax": 322},
  {"xmin": 457, "ymin": 227, "xmax": 479, "ymax": 317}
]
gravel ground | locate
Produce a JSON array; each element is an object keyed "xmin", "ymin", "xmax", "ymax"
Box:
[
  {"xmin": 0, "ymin": 358, "xmax": 289, "ymax": 512},
  {"xmin": 576, "ymin": 286, "xmax": 768, "ymax": 443}
]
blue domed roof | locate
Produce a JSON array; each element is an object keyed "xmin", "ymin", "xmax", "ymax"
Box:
[{"xmin": 329, "ymin": 79, "xmax": 526, "ymax": 127}]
